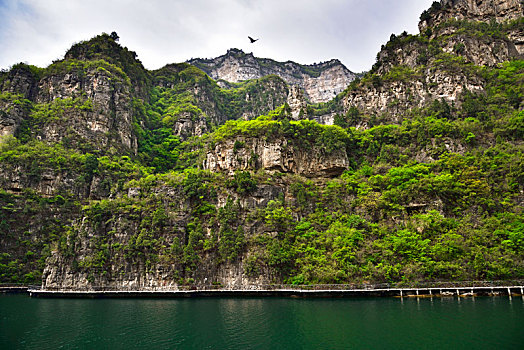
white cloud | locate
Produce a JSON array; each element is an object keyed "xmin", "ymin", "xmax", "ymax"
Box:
[{"xmin": 0, "ymin": 0, "xmax": 434, "ymax": 72}]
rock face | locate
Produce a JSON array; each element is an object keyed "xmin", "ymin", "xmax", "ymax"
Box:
[
  {"xmin": 417, "ymin": 0, "xmax": 524, "ymax": 63},
  {"xmin": 419, "ymin": 0, "xmax": 524, "ymax": 31},
  {"xmin": 40, "ymin": 181, "xmax": 283, "ymax": 290},
  {"xmin": 34, "ymin": 67, "xmax": 137, "ymax": 153},
  {"xmin": 204, "ymin": 137, "xmax": 349, "ymax": 177},
  {"xmin": 189, "ymin": 49, "xmax": 357, "ymax": 103},
  {"xmin": 287, "ymin": 86, "xmax": 307, "ymax": 120},
  {"xmin": 152, "ymin": 63, "xmax": 290, "ymax": 139},
  {"xmin": 42, "ymin": 248, "xmax": 275, "ymax": 290},
  {"xmin": 440, "ymin": 33, "xmax": 521, "ymax": 66},
  {"xmin": 0, "ymin": 164, "xmax": 78, "ymax": 197},
  {"xmin": 0, "ymin": 65, "xmax": 39, "ymax": 137},
  {"xmin": 419, "ymin": 0, "xmax": 524, "ymax": 56},
  {"xmin": 0, "ymin": 35, "xmax": 144, "ymax": 154},
  {"xmin": 0, "ymin": 98, "xmax": 29, "ymax": 137},
  {"xmin": 334, "ymin": 0, "xmax": 523, "ymax": 123},
  {"xmin": 0, "ymin": 65, "xmax": 39, "ymax": 100},
  {"xmin": 343, "ymin": 67, "xmax": 485, "ymax": 122}
]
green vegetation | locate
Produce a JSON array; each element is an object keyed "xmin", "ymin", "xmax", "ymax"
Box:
[
  {"xmin": 65, "ymin": 32, "xmax": 149, "ymax": 90},
  {"xmin": 151, "ymin": 64, "xmax": 287, "ymax": 125},
  {"xmin": 44, "ymin": 58, "xmax": 131, "ymax": 85},
  {"xmin": 130, "ymin": 64, "xmax": 288, "ymax": 172},
  {"xmin": 0, "ymin": 189, "xmax": 79, "ymax": 283},
  {"xmin": 212, "ymin": 107, "xmax": 351, "ymax": 153},
  {"xmin": 30, "ymin": 97, "xmax": 93, "ymax": 123},
  {"xmin": 0, "ymin": 20, "xmax": 523, "ymax": 287},
  {"xmin": 420, "ymin": 1, "xmax": 442, "ymax": 22}
]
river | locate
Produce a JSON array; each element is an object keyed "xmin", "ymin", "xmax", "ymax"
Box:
[{"xmin": 1, "ymin": 294, "xmax": 523, "ymax": 349}]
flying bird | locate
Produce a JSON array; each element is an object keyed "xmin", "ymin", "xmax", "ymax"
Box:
[{"xmin": 248, "ymin": 36, "xmax": 259, "ymax": 43}]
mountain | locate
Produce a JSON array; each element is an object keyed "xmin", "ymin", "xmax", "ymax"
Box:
[
  {"xmin": 189, "ymin": 49, "xmax": 357, "ymax": 103},
  {"xmin": 0, "ymin": 0, "xmax": 522, "ymax": 289},
  {"xmin": 308, "ymin": 0, "xmax": 524, "ymax": 127}
]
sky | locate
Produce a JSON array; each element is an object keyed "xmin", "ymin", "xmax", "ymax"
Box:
[{"xmin": 0, "ymin": 0, "xmax": 435, "ymax": 73}]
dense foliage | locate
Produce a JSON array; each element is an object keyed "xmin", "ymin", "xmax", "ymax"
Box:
[{"xmin": 0, "ymin": 21, "xmax": 522, "ymax": 286}]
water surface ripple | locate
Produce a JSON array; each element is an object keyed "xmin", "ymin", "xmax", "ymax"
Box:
[{"xmin": 1, "ymin": 295, "xmax": 523, "ymax": 349}]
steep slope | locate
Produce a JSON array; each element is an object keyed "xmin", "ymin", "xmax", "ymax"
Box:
[
  {"xmin": 310, "ymin": 0, "xmax": 523, "ymax": 127},
  {"xmin": 146, "ymin": 63, "xmax": 289, "ymax": 140},
  {"xmin": 189, "ymin": 49, "xmax": 357, "ymax": 103},
  {"xmin": 1, "ymin": 0, "xmax": 523, "ymax": 288},
  {"xmin": 419, "ymin": 0, "xmax": 524, "ymax": 31},
  {"xmin": 0, "ymin": 34, "xmax": 146, "ymax": 154}
]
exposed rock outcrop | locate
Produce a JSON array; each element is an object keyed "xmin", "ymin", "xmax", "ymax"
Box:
[
  {"xmin": 34, "ymin": 66, "xmax": 137, "ymax": 153},
  {"xmin": 0, "ymin": 35, "xmax": 145, "ymax": 154},
  {"xmin": 342, "ymin": 67, "xmax": 485, "ymax": 121},
  {"xmin": 0, "ymin": 66, "xmax": 39, "ymax": 136},
  {"xmin": 42, "ymin": 248, "xmax": 275, "ymax": 290},
  {"xmin": 189, "ymin": 49, "xmax": 356, "ymax": 103},
  {"xmin": 204, "ymin": 137, "xmax": 349, "ymax": 177},
  {"xmin": 440, "ymin": 33, "xmax": 521, "ymax": 66},
  {"xmin": 0, "ymin": 164, "xmax": 79, "ymax": 197},
  {"xmin": 41, "ymin": 181, "xmax": 283, "ymax": 290},
  {"xmin": 287, "ymin": 85, "xmax": 307, "ymax": 120},
  {"xmin": 336, "ymin": 0, "xmax": 522, "ymax": 122},
  {"xmin": 0, "ymin": 98, "xmax": 29, "ymax": 137},
  {"xmin": 419, "ymin": 0, "xmax": 524, "ymax": 32},
  {"xmin": 0, "ymin": 65, "xmax": 39, "ymax": 100}
]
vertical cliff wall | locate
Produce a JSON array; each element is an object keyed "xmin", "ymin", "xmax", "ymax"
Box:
[{"xmin": 189, "ymin": 49, "xmax": 357, "ymax": 103}]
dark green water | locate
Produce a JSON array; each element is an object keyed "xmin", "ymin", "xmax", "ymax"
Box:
[{"xmin": 1, "ymin": 295, "xmax": 523, "ymax": 349}]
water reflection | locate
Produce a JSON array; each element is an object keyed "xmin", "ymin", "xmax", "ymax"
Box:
[{"xmin": 0, "ymin": 295, "xmax": 523, "ymax": 349}]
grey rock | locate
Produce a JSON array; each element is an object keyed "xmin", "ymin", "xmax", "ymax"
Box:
[
  {"xmin": 189, "ymin": 49, "xmax": 356, "ymax": 103},
  {"xmin": 204, "ymin": 137, "xmax": 349, "ymax": 177}
]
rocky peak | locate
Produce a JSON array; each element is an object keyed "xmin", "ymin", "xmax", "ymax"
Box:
[
  {"xmin": 65, "ymin": 33, "xmax": 142, "ymax": 69},
  {"xmin": 65, "ymin": 33, "xmax": 150, "ymax": 97},
  {"xmin": 189, "ymin": 49, "xmax": 357, "ymax": 103},
  {"xmin": 0, "ymin": 63, "xmax": 40, "ymax": 100},
  {"xmin": 419, "ymin": 0, "xmax": 524, "ymax": 32},
  {"xmin": 335, "ymin": 0, "xmax": 523, "ymax": 123},
  {"xmin": 0, "ymin": 34, "xmax": 143, "ymax": 154}
]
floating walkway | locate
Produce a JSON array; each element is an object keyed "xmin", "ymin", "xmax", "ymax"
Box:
[
  {"xmin": 0, "ymin": 285, "xmax": 29, "ymax": 294},
  {"xmin": 27, "ymin": 285, "xmax": 524, "ymax": 299}
]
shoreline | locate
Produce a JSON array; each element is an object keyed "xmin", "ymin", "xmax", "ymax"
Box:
[{"xmin": 7, "ymin": 285, "xmax": 523, "ymax": 298}]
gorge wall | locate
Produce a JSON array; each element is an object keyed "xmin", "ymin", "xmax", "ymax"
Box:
[
  {"xmin": 203, "ymin": 137, "xmax": 349, "ymax": 178},
  {"xmin": 0, "ymin": 0, "xmax": 522, "ymax": 289},
  {"xmin": 189, "ymin": 49, "xmax": 357, "ymax": 103},
  {"xmin": 311, "ymin": 0, "xmax": 524, "ymax": 127}
]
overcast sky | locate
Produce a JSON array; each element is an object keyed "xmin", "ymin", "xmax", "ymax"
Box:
[{"xmin": 0, "ymin": 0, "xmax": 434, "ymax": 73}]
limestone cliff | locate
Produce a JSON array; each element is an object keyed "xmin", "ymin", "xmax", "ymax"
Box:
[
  {"xmin": 419, "ymin": 0, "xmax": 524, "ymax": 32},
  {"xmin": 419, "ymin": 0, "xmax": 524, "ymax": 58},
  {"xmin": 0, "ymin": 64, "xmax": 39, "ymax": 100},
  {"xmin": 41, "ymin": 182, "xmax": 282, "ymax": 289},
  {"xmin": 0, "ymin": 34, "xmax": 145, "ymax": 154},
  {"xmin": 343, "ymin": 65, "xmax": 485, "ymax": 123},
  {"xmin": 189, "ymin": 49, "xmax": 357, "ymax": 103},
  {"xmin": 151, "ymin": 63, "xmax": 290, "ymax": 139},
  {"xmin": 0, "ymin": 95, "xmax": 31, "ymax": 137},
  {"xmin": 34, "ymin": 64, "xmax": 137, "ymax": 153},
  {"xmin": 324, "ymin": 0, "xmax": 524, "ymax": 125},
  {"xmin": 1, "ymin": 1, "xmax": 522, "ymax": 289},
  {"xmin": 204, "ymin": 137, "xmax": 349, "ymax": 178}
]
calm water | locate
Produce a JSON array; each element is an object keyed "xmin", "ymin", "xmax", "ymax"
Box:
[{"xmin": 1, "ymin": 294, "xmax": 523, "ymax": 349}]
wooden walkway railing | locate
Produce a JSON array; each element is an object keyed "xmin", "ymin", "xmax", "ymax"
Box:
[{"xmin": 27, "ymin": 280, "xmax": 524, "ymax": 292}]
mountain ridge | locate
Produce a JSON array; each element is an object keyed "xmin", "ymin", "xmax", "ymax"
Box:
[
  {"xmin": 0, "ymin": 0, "xmax": 522, "ymax": 289},
  {"xmin": 188, "ymin": 48, "xmax": 357, "ymax": 103}
]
